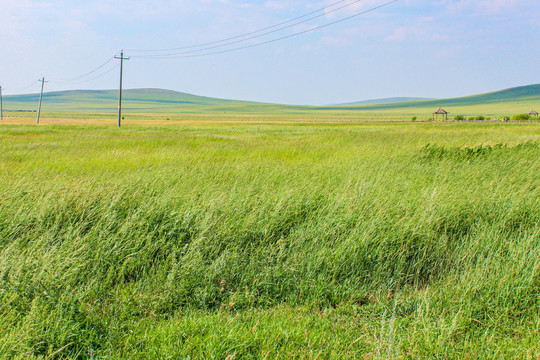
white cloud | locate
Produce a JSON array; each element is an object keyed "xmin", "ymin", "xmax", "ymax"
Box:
[
  {"xmin": 0, "ymin": 0, "xmax": 50, "ymax": 32},
  {"xmin": 384, "ymin": 20, "xmax": 450, "ymax": 43},
  {"xmin": 264, "ymin": 1, "xmax": 293, "ymax": 11},
  {"xmin": 321, "ymin": 35, "xmax": 349, "ymax": 46},
  {"xmin": 441, "ymin": 0, "xmax": 530, "ymax": 15},
  {"xmin": 386, "ymin": 27, "xmax": 406, "ymax": 42},
  {"xmin": 323, "ymin": 0, "xmax": 385, "ymax": 19}
]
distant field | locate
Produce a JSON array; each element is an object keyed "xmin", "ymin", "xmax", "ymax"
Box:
[
  {"xmin": 3, "ymin": 84, "xmax": 540, "ymax": 121},
  {"xmin": 0, "ymin": 120, "xmax": 539, "ymax": 358}
]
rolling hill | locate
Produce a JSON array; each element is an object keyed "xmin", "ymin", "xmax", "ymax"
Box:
[
  {"xmin": 3, "ymin": 89, "xmax": 265, "ymax": 112},
  {"xmin": 327, "ymin": 84, "xmax": 540, "ymax": 110},
  {"xmin": 2, "ymin": 84, "xmax": 540, "ymax": 119}
]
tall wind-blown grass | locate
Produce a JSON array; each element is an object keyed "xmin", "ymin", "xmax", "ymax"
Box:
[{"xmin": 0, "ymin": 122, "xmax": 539, "ymax": 358}]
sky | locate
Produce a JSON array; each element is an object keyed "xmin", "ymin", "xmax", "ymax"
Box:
[{"xmin": 1, "ymin": 0, "xmax": 539, "ymax": 105}]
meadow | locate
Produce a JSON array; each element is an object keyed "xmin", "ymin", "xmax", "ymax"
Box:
[
  {"xmin": 4, "ymin": 83, "xmax": 540, "ymax": 122},
  {"xmin": 0, "ymin": 120, "xmax": 539, "ymax": 359}
]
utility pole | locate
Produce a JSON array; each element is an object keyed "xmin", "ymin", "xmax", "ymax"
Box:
[
  {"xmin": 114, "ymin": 50, "xmax": 130, "ymax": 128},
  {"xmin": 37, "ymin": 77, "xmax": 47, "ymax": 124},
  {"xmin": 0, "ymin": 86, "xmax": 3, "ymax": 121}
]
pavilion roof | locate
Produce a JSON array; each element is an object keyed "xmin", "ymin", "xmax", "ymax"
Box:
[{"xmin": 433, "ymin": 107, "xmax": 448, "ymax": 114}]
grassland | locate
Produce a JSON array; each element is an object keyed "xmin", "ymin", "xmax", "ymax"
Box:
[
  {"xmin": 0, "ymin": 120, "xmax": 539, "ymax": 359},
  {"xmin": 3, "ymin": 84, "xmax": 540, "ymax": 121}
]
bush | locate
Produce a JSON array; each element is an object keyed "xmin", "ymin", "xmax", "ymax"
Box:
[
  {"xmin": 411, "ymin": 116, "xmax": 417, "ymax": 121},
  {"xmin": 511, "ymin": 114, "xmax": 530, "ymax": 121},
  {"xmin": 454, "ymin": 115, "xmax": 465, "ymax": 121},
  {"xmin": 476, "ymin": 116, "xmax": 485, "ymax": 121},
  {"xmin": 468, "ymin": 117, "xmax": 475, "ymax": 121}
]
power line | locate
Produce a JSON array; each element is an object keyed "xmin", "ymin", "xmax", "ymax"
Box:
[
  {"xmin": 1, "ymin": 0, "xmax": 400, "ymax": 114},
  {"xmin": 5, "ymin": 80, "xmax": 40, "ymax": 94},
  {"xmin": 126, "ymin": 0, "xmax": 352, "ymax": 53},
  {"xmin": 4, "ymin": 64, "xmax": 117, "ymax": 97},
  {"xmin": 47, "ymin": 55, "xmax": 117, "ymax": 84},
  {"xmin": 48, "ymin": 63, "xmax": 120, "ymax": 86},
  {"xmin": 131, "ymin": 0, "xmax": 381, "ymax": 59},
  {"xmin": 133, "ymin": 0, "xmax": 400, "ymax": 60}
]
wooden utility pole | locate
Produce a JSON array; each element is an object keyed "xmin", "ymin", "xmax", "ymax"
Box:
[
  {"xmin": 114, "ymin": 50, "xmax": 130, "ymax": 127},
  {"xmin": 37, "ymin": 77, "xmax": 47, "ymax": 124}
]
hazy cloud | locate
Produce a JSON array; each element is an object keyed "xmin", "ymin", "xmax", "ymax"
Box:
[
  {"xmin": 441, "ymin": 0, "xmax": 530, "ymax": 15},
  {"xmin": 1, "ymin": 0, "xmax": 538, "ymax": 104},
  {"xmin": 323, "ymin": 0, "xmax": 386, "ymax": 19}
]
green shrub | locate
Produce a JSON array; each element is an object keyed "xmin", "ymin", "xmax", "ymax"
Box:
[
  {"xmin": 468, "ymin": 117, "xmax": 475, "ymax": 121},
  {"xmin": 411, "ymin": 116, "xmax": 417, "ymax": 121},
  {"xmin": 454, "ymin": 115, "xmax": 465, "ymax": 121},
  {"xmin": 476, "ymin": 116, "xmax": 485, "ymax": 120},
  {"xmin": 511, "ymin": 114, "xmax": 530, "ymax": 121}
]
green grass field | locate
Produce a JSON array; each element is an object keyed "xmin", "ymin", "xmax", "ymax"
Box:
[
  {"xmin": 3, "ymin": 84, "xmax": 540, "ymax": 121},
  {"xmin": 0, "ymin": 120, "xmax": 539, "ymax": 359}
]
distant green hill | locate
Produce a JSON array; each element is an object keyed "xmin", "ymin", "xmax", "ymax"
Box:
[
  {"xmin": 3, "ymin": 89, "xmax": 266, "ymax": 112},
  {"xmin": 318, "ymin": 84, "xmax": 540, "ymax": 118},
  {"xmin": 319, "ymin": 84, "xmax": 540, "ymax": 110},
  {"xmin": 3, "ymin": 84, "xmax": 540, "ymax": 119}
]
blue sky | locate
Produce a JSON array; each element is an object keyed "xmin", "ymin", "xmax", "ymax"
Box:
[{"xmin": 1, "ymin": 0, "xmax": 539, "ymax": 105}]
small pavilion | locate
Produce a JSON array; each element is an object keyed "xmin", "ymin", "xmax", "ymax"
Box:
[
  {"xmin": 432, "ymin": 107, "xmax": 448, "ymax": 121},
  {"xmin": 529, "ymin": 110, "xmax": 538, "ymax": 118}
]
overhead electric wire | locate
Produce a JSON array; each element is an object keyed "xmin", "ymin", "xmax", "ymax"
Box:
[
  {"xmin": 126, "ymin": 0, "xmax": 352, "ymax": 53},
  {"xmin": 131, "ymin": 0, "xmax": 378, "ymax": 59},
  {"xmin": 4, "ymin": 0, "xmax": 400, "ymax": 95},
  {"xmin": 49, "ymin": 64, "xmax": 120, "ymax": 86},
  {"xmin": 6, "ymin": 80, "xmax": 40, "ymax": 94},
  {"xmin": 47, "ymin": 55, "xmax": 117, "ymax": 84},
  {"xmin": 4, "ymin": 62, "xmax": 118, "ymax": 96},
  {"xmin": 132, "ymin": 0, "xmax": 400, "ymax": 60}
]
